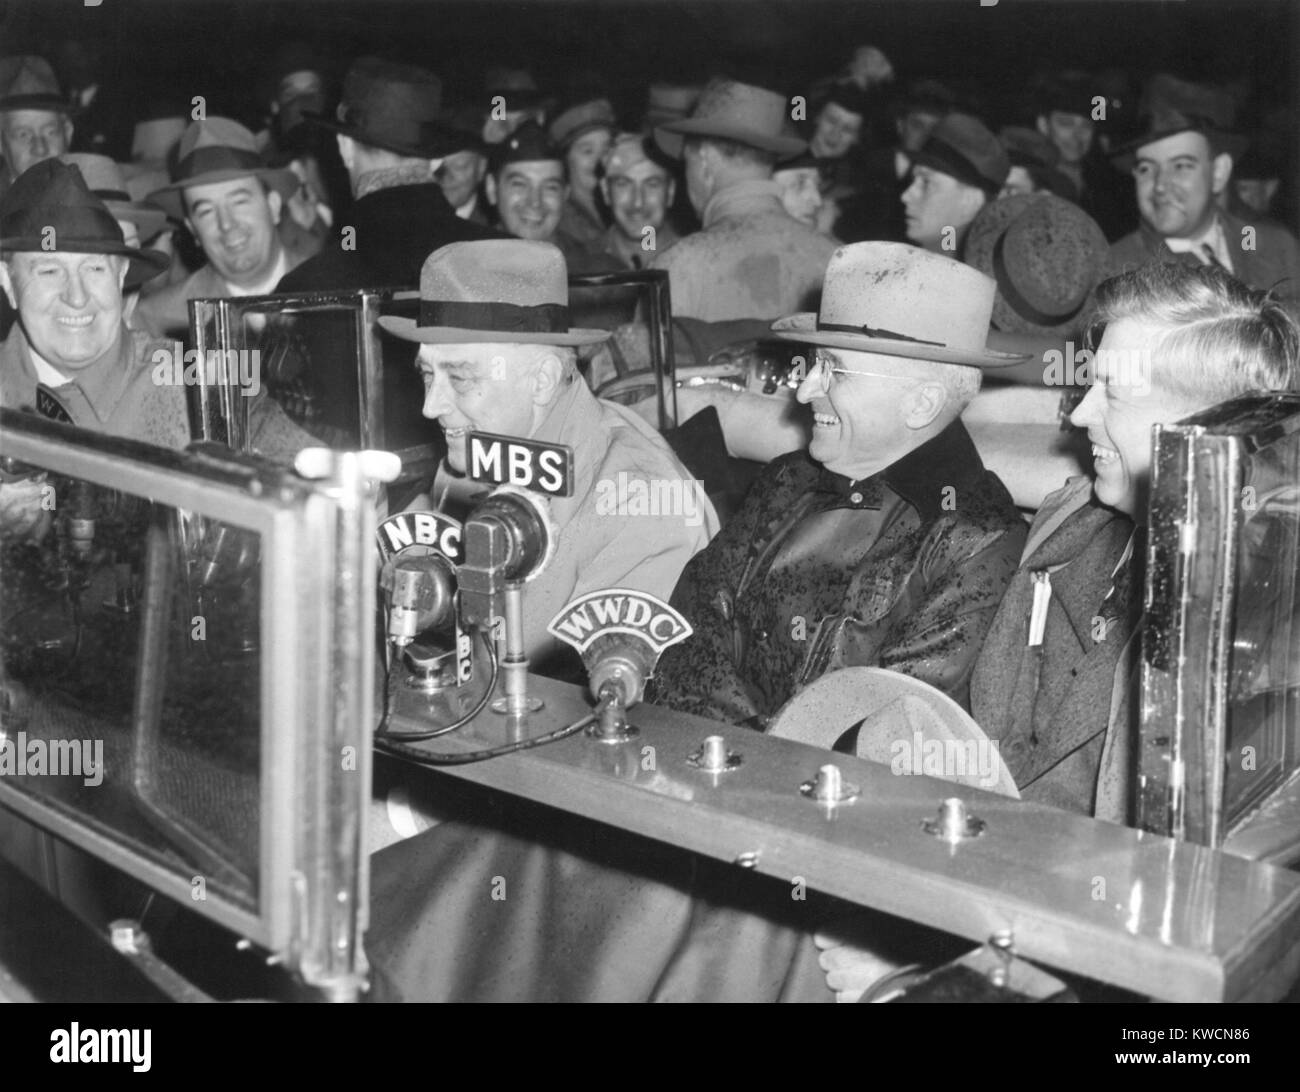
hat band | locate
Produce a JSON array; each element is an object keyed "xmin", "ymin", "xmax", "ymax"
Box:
[
  {"xmin": 419, "ymin": 299, "xmax": 570, "ymax": 334},
  {"xmin": 817, "ymin": 320, "xmax": 944, "ymax": 348},
  {"xmin": 916, "ymin": 140, "xmax": 1000, "ymax": 195},
  {"xmin": 175, "ymin": 145, "xmax": 266, "ymax": 181},
  {"xmin": 92, "ymin": 188, "xmax": 133, "ymax": 203},
  {"xmin": 992, "ymin": 232, "xmax": 1083, "ymax": 326}
]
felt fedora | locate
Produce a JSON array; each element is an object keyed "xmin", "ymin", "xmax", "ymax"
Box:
[
  {"xmin": 0, "ymin": 159, "xmax": 169, "ymax": 287},
  {"xmin": 964, "ymin": 192, "xmax": 1108, "ymax": 337},
  {"xmin": 655, "ymin": 77, "xmax": 805, "ymax": 160},
  {"xmin": 770, "ymin": 241, "xmax": 1026, "ymax": 369},
  {"xmin": 1109, "ymin": 74, "xmax": 1249, "ymax": 171},
  {"xmin": 998, "ymin": 126, "xmax": 1078, "ymax": 202},
  {"xmin": 62, "ymin": 153, "xmax": 168, "ymax": 242},
  {"xmin": 379, "ymin": 239, "xmax": 610, "ymax": 347},
  {"xmin": 0, "ymin": 55, "xmax": 68, "ymax": 114},
  {"xmin": 306, "ymin": 56, "xmax": 461, "ymax": 159},
  {"xmin": 145, "ymin": 117, "xmax": 299, "ymax": 221},
  {"xmin": 912, "ymin": 113, "xmax": 1009, "ymax": 196}
]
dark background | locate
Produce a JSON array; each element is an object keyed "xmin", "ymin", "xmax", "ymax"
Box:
[{"xmin": 1, "ymin": 0, "xmax": 1294, "ymax": 125}]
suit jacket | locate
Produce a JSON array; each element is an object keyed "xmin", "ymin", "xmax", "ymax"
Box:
[
  {"xmin": 1107, "ymin": 211, "xmax": 1300, "ymax": 314},
  {"xmin": 969, "ymin": 476, "xmax": 1140, "ymax": 820},
  {"xmin": 652, "ymin": 419, "xmax": 1027, "ymax": 724}
]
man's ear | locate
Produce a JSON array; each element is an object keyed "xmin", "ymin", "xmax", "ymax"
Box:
[
  {"xmin": 904, "ymin": 380, "xmax": 948, "ymax": 429},
  {"xmin": 666, "ymin": 177, "xmax": 677, "ymax": 207},
  {"xmin": 1211, "ymin": 152, "xmax": 1233, "ymax": 196},
  {"xmin": 472, "ymin": 154, "xmax": 488, "ymax": 184},
  {"xmin": 1036, "ymin": 115, "xmax": 1051, "ymax": 138},
  {"xmin": 485, "ymin": 172, "xmax": 498, "ymax": 208},
  {"xmin": 114, "ymin": 254, "xmax": 129, "ymax": 291},
  {"xmin": 266, "ymin": 188, "xmax": 283, "ymax": 225},
  {"xmin": 0, "ymin": 261, "xmax": 16, "ymax": 310},
  {"xmin": 62, "ymin": 117, "xmax": 74, "ymax": 148},
  {"xmin": 1261, "ymin": 178, "xmax": 1281, "ymax": 206},
  {"xmin": 530, "ymin": 351, "xmax": 565, "ymax": 407},
  {"xmin": 336, "ymin": 134, "xmax": 354, "ymax": 172}
]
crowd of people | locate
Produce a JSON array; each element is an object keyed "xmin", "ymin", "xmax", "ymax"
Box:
[{"xmin": 2, "ymin": 31, "xmax": 1300, "ymax": 1002}]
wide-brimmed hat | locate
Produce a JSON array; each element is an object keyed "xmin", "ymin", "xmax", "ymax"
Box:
[
  {"xmin": 379, "ymin": 239, "xmax": 610, "ymax": 346},
  {"xmin": 911, "ymin": 113, "xmax": 1009, "ymax": 196},
  {"xmin": 964, "ymin": 193, "xmax": 1108, "ymax": 338},
  {"xmin": 0, "ymin": 159, "xmax": 169, "ymax": 287},
  {"xmin": 0, "ymin": 55, "xmax": 68, "ymax": 114},
  {"xmin": 770, "ymin": 241, "xmax": 1026, "ymax": 369},
  {"xmin": 549, "ymin": 97, "xmax": 616, "ymax": 151},
  {"xmin": 655, "ymin": 78, "xmax": 805, "ymax": 160},
  {"xmin": 1109, "ymin": 74, "xmax": 1249, "ymax": 170},
  {"xmin": 145, "ymin": 117, "xmax": 299, "ymax": 221},
  {"xmin": 998, "ymin": 126, "xmax": 1078, "ymax": 202},
  {"xmin": 306, "ymin": 56, "xmax": 461, "ymax": 159},
  {"xmin": 62, "ymin": 153, "xmax": 168, "ymax": 243}
]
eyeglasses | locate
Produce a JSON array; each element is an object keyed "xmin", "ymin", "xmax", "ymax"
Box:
[{"xmin": 805, "ymin": 356, "xmax": 920, "ymax": 389}]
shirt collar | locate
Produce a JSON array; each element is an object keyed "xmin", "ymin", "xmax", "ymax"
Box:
[
  {"xmin": 813, "ymin": 417, "xmax": 986, "ymax": 522},
  {"xmin": 700, "ymin": 179, "xmax": 786, "ymax": 228},
  {"xmin": 223, "ymin": 246, "xmax": 289, "ymax": 297}
]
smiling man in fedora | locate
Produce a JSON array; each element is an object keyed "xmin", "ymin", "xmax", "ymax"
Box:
[
  {"xmin": 1106, "ymin": 74, "xmax": 1300, "ymax": 313},
  {"xmin": 379, "ymin": 238, "xmax": 717, "ymax": 667},
  {"xmin": 651, "ymin": 241, "xmax": 1028, "ymax": 726},
  {"xmin": 137, "ymin": 117, "xmax": 316, "ymax": 339},
  {"xmin": 650, "ymin": 76, "xmax": 836, "ymax": 321}
]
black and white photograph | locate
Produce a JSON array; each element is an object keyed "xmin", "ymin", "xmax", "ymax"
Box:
[{"xmin": 0, "ymin": 0, "xmax": 1298, "ymax": 1034}]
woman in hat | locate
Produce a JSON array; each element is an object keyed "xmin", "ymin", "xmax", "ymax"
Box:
[{"xmin": 548, "ymin": 97, "xmax": 617, "ymax": 252}]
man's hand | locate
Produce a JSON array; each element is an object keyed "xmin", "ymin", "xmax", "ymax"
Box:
[
  {"xmin": 0, "ymin": 476, "xmax": 53, "ymax": 542},
  {"xmin": 814, "ymin": 921, "xmax": 909, "ymax": 1003}
]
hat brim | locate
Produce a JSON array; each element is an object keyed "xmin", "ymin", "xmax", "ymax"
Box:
[
  {"xmin": 0, "ymin": 235, "xmax": 170, "ymax": 288},
  {"xmin": 302, "ymin": 110, "xmax": 464, "ymax": 159},
  {"xmin": 377, "ymin": 313, "xmax": 611, "ymax": 347},
  {"xmin": 103, "ymin": 201, "xmax": 169, "ymax": 242},
  {"xmin": 654, "ymin": 118, "xmax": 806, "ymax": 160},
  {"xmin": 0, "ymin": 94, "xmax": 70, "ymax": 114},
  {"xmin": 146, "ymin": 166, "xmax": 301, "ymax": 221},
  {"xmin": 1109, "ymin": 125, "xmax": 1250, "ymax": 172},
  {"xmin": 769, "ymin": 313, "xmax": 1027, "ymax": 369}
]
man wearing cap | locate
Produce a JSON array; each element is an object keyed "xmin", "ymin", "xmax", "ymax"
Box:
[
  {"xmin": 378, "ymin": 239, "xmax": 717, "ymax": 667},
  {"xmin": 1105, "ymin": 75, "xmax": 1300, "ymax": 315},
  {"xmin": 483, "ymin": 120, "xmax": 619, "ymax": 274},
  {"xmin": 136, "ymin": 117, "xmax": 319, "ymax": 340},
  {"xmin": 364, "ymin": 242, "xmax": 1026, "ymax": 1003},
  {"xmin": 901, "ymin": 113, "xmax": 1008, "ymax": 258},
  {"xmin": 650, "ymin": 77, "xmax": 836, "ymax": 321},
  {"xmin": 651, "ymin": 241, "xmax": 1027, "ymax": 726},
  {"xmin": 0, "ymin": 56, "xmax": 74, "ymax": 197},
  {"xmin": 597, "ymin": 132, "xmax": 680, "ymax": 270},
  {"xmin": 549, "ymin": 97, "xmax": 616, "ymax": 253}
]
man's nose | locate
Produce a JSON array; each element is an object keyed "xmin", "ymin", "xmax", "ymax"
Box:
[
  {"xmin": 795, "ymin": 360, "xmax": 825, "ymax": 404},
  {"xmin": 62, "ymin": 269, "xmax": 89, "ymax": 308},
  {"xmin": 1069, "ymin": 382, "xmax": 1101, "ymax": 430},
  {"xmin": 421, "ymin": 370, "xmax": 453, "ymax": 419},
  {"xmin": 215, "ymin": 205, "xmax": 235, "ymax": 232}
]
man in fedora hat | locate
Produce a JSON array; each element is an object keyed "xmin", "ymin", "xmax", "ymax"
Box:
[
  {"xmin": 136, "ymin": 117, "xmax": 319, "ymax": 339},
  {"xmin": 0, "ymin": 56, "xmax": 74, "ymax": 199},
  {"xmin": 280, "ymin": 57, "xmax": 501, "ymax": 295},
  {"xmin": 901, "ymin": 113, "xmax": 1009, "ymax": 258},
  {"xmin": 1106, "ymin": 74, "xmax": 1300, "ymax": 313},
  {"xmin": 650, "ymin": 77, "xmax": 836, "ymax": 321},
  {"xmin": 0, "ymin": 160, "xmax": 313, "ymax": 479},
  {"xmin": 650, "ymin": 241, "xmax": 1027, "ymax": 726},
  {"xmin": 364, "ymin": 245, "xmax": 1028, "ymax": 1002},
  {"xmin": 378, "ymin": 238, "xmax": 716, "ymax": 665}
]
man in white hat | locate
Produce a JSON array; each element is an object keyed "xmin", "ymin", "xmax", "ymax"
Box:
[
  {"xmin": 136, "ymin": 117, "xmax": 318, "ymax": 339},
  {"xmin": 364, "ymin": 242, "xmax": 1029, "ymax": 1003},
  {"xmin": 650, "ymin": 77, "xmax": 836, "ymax": 321},
  {"xmin": 378, "ymin": 238, "xmax": 717, "ymax": 668},
  {"xmin": 652, "ymin": 241, "xmax": 1028, "ymax": 725}
]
